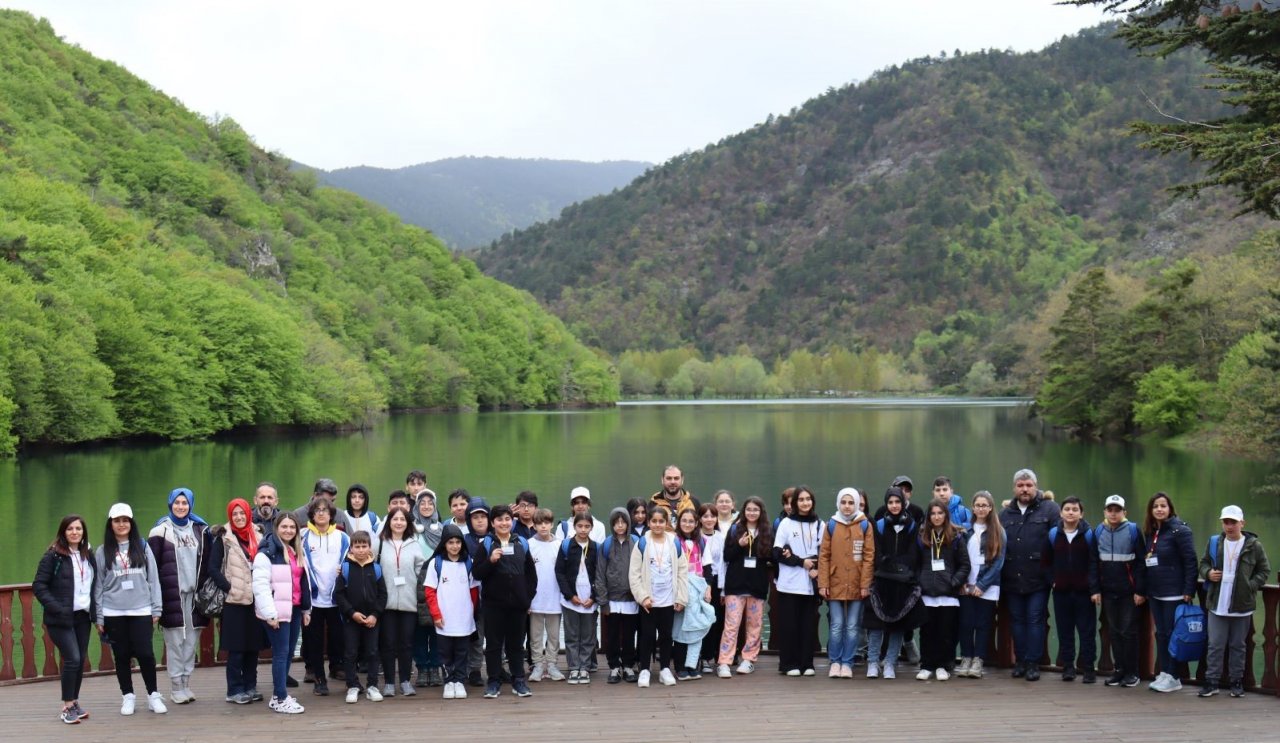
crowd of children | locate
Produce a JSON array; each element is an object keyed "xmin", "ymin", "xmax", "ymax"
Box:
[{"xmin": 31, "ymin": 467, "xmax": 1271, "ymax": 724}]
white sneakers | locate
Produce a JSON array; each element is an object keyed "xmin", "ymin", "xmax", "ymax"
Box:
[
  {"xmin": 659, "ymin": 668, "xmax": 677, "ymax": 686},
  {"xmin": 717, "ymin": 664, "xmax": 732, "ymax": 678},
  {"xmin": 1150, "ymin": 672, "xmax": 1182, "ymax": 693},
  {"xmin": 346, "ymin": 688, "xmax": 360, "ymax": 704},
  {"xmin": 146, "ymin": 691, "xmax": 168, "ymax": 714},
  {"xmin": 546, "ymin": 665, "xmax": 565, "ymax": 682},
  {"xmin": 802, "ymin": 668, "xmax": 815, "ymax": 677},
  {"xmin": 936, "ymin": 668, "xmax": 951, "ymax": 682},
  {"xmin": 453, "ymin": 681, "xmax": 467, "ymax": 699},
  {"xmin": 529, "ymin": 664, "xmax": 544, "ymax": 682},
  {"xmin": 735, "ymin": 660, "xmax": 755, "ymax": 675},
  {"xmin": 637, "ymin": 670, "xmax": 651, "ymax": 688},
  {"xmin": 443, "ymin": 682, "xmax": 456, "ymax": 700},
  {"xmin": 785, "ymin": 669, "xmax": 801, "ymax": 677},
  {"xmin": 882, "ymin": 664, "xmax": 897, "ymax": 679},
  {"xmin": 269, "ymin": 695, "xmax": 304, "ymax": 714},
  {"xmin": 866, "ymin": 662, "xmax": 880, "ymax": 679},
  {"xmin": 120, "ymin": 693, "xmax": 136, "ymax": 716},
  {"xmin": 916, "ymin": 669, "xmax": 933, "ymax": 681},
  {"xmin": 365, "ymin": 685, "xmax": 383, "ymax": 702},
  {"xmin": 839, "ymin": 664, "xmax": 853, "ymax": 679}
]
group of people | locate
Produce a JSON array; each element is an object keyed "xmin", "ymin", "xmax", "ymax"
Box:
[{"xmin": 31, "ymin": 465, "xmax": 1269, "ymax": 724}]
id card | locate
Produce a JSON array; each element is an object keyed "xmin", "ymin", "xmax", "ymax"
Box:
[
  {"xmin": 744, "ymin": 557, "xmax": 758, "ymax": 569},
  {"xmin": 1145, "ymin": 556, "xmax": 1158, "ymax": 567},
  {"xmin": 502, "ymin": 543, "xmax": 515, "ymax": 555},
  {"xmin": 931, "ymin": 559, "xmax": 946, "ymax": 572},
  {"xmin": 853, "ymin": 541, "xmax": 864, "ymax": 562},
  {"xmin": 122, "ymin": 580, "xmax": 134, "ymax": 590},
  {"xmin": 393, "ymin": 576, "xmax": 407, "ymax": 586}
]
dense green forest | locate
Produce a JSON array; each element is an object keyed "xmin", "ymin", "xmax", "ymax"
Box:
[
  {"xmin": 0, "ymin": 12, "xmax": 617, "ymax": 456},
  {"xmin": 311, "ymin": 157, "xmax": 649, "ymax": 249}
]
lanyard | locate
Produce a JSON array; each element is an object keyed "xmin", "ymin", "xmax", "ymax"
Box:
[
  {"xmin": 932, "ymin": 530, "xmax": 945, "ymax": 561},
  {"xmin": 391, "ymin": 539, "xmax": 404, "ymax": 569},
  {"xmin": 798, "ymin": 519, "xmax": 814, "ymax": 556},
  {"xmin": 73, "ymin": 553, "xmax": 89, "ymax": 582},
  {"xmin": 577, "ymin": 541, "xmax": 589, "ymax": 571},
  {"xmin": 116, "ymin": 549, "xmax": 132, "ymax": 572},
  {"xmin": 1148, "ymin": 526, "xmax": 1160, "ymax": 556}
]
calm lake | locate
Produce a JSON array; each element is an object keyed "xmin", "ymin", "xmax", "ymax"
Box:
[{"xmin": 2, "ymin": 400, "xmax": 1276, "ymax": 585}]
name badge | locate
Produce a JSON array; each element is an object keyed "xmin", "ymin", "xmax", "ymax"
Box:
[
  {"xmin": 853, "ymin": 541, "xmax": 864, "ymax": 562},
  {"xmin": 502, "ymin": 543, "xmax": 515, "ymax": 555},
  {"xmin": 393, "ymin": 576, "xmax": 407, "ymax": 586},
  {"xmin": 931, "ymin": 559, "xmax": 946, "ymax": 572},
  {"xmin": 122, "ymin": 580, "xmax": 135, "ymax": 590},
  {"xmin": 1145, "ymin": 556, "xmax": 1158, "ymax": 567},
  {"xmin": 744, "ymin": 557, "xmax": 758, "ymax": 569}
]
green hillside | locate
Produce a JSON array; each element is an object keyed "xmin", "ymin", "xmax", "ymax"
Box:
[
  {"xmin": 0, "ymin": 11, "xmax": 616, "ymax": 456},
  {"xmin": 476, "ymin": 25, "xmax": 1268, "ymax": 386}
]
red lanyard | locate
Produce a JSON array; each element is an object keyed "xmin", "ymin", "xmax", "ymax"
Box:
[
  {"xmin": 1148, "ymin": 527, "xmax": 1160, "ymax": 556},
  {"xmin": 391, "ymin": 539, "xmax": 405, "ymax": 569}
]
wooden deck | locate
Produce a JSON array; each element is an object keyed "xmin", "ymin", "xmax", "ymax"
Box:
[{"xmin": 2, "ymin": 655, "xmax": 1278, "ymax": 742}]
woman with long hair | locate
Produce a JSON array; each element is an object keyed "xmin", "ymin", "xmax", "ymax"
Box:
[
  {"xmin": 717, "ymin": 496, "xmax": 772, "ymax": 677},
  {"xmin": 773, "ymin": 486, "xmax": 822, "ymax": 677},
  {"xmin": 955, "ymin": 491, "xmax": 1005, "ymax": 679},
  {"xmin": 1143, "ymin": 491, "xmax": 1197, "ymax": 693},
  {"xmin": 93, "ymin": 503, "xmax": 166, "ymax": 715},
  {"xmin": 33, "ymin": 515, "xmax": 98, "ymax": 724},
  {"xmin": 697, "ymin": 502, "xmax": 726, "ymax": 675},
  {"xmin": 147, "ymin": 487, "xmax": 212, "ymax": 703},
  {"xmin": 208, "ymin": 498, "xmax": 264, "ymax": 704},
  {"xmin": 253, "ymin": 512, "xmax": 313, "ymax": 714},
  {"xmin": 915, "ymin": 501, "xmax": 970, "ymax": 681},
  {"xmin": 379, "ymin": 506, "xmax": 425, "ymax": 697}
]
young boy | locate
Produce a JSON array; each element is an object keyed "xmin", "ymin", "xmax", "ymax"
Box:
[
  {"xmin": 333, "ymin": 532, "xmax": 387, "ymax": 703},
  {"xmin": 596, "ymin": 507, "xmax": 640, "ymax": 684},
  {"xmin": 448, "ymin": 490, "xmax": 471, "ymax": 531},
  {"xmin": 527, "ymin": 508, "xmax": 565, "ymax": 681},
  {"xmin": 387, "ymin": 490, "xmax": 411, "ymax": 514},
  {"xmin": 1049, "ymin": 496, "xmax": 1096, "ymax": 683},
  {"xmin": 405, "ymin": 470, "xmax": 429, "ymax": 501},
  {"xmin": 513, "ymin": 491, "xmax": 539, "ymax": 540},
  {"xmin": 556, "ymin": 486, "xmax": 606, "ymax": 542},
  {"xmin": 463, "ymin": 498, "xmax": 490, "ymax": 686},
  {"xmin": 473, "ymin": 505, "xmax": 537, "ymax": 699},
  {"xmin": 933, "ymin": 476, "xmax": 973, "ymax": 530},
  {"xmin": 424, "ymin": 524, "xmax": 480, "ymax": 700},
  {"xmin": 557, "ymin": 513, "xmax": 600, "ymax": 684},
  {"xmin": 1198, "ymin": 505, "xmax": 1270, "ymax": 698},
  {"xmin": 1090, "ymin": 494, "xmax": 1146, "ymax": 688}
]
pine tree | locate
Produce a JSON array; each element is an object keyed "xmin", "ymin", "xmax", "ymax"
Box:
[{"xmin": 1037, "ymin": 268, "xmax": 1123, "ymax": 434}]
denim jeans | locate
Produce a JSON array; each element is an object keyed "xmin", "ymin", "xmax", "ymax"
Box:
[
  {"xmin": 1151, "ymin": 598, "xmax": 1181, "ymax": 676},
  {"xmin": 1053, "ymin": 589, "xmax": 1097, "ymax": 670},
  {"xmin": 866, "ymin": 628, "xmax": 903, "ymax": 666},
  {"xmin": 958, "ymin": 595, "xmax": 996, "ymax": 660},
  {"xmin": 827, "ymin": 600, "xmax": 864, "ymax": 665},
  {"xmin": 412, "ymin": 622, "xmax": 441, "ymax": 671},
  {"xmin": 265, "ymin": 606, "xmax": 303, "ymax": 701},
  {"xmin": 1006, "ymin": 589, "xmax": 1049, "ymax": 666}
]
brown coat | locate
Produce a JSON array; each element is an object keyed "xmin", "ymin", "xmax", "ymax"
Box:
[{"xmin": 817, "ymin": 515, "xmax": 875, "ymax": 600}]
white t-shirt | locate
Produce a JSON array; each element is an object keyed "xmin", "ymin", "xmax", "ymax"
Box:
[
  {"xmin": 423, "ymin": 558, "xmax": 479, "ymax": 637},
  {"xmin": 966, "ymin": 525, "xmax": 999, "ymax": 601},
  {"xmin": 528, "ymin": 537, "xmax": 562, "ymax": 614},
  {"xmin": 1214, "ymin": 537, "xmax": 1251, "ymax": 618},
  {"xmin": 561, "ymin": 540, "xmax": 596, "ymax": 614},
  {"xmin": 71, "ymin": 552, "xmax": 94, "ymax": 612}
]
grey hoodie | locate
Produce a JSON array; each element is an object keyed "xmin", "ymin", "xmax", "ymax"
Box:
[
  {"xmin": 593, "ymin": 508, "xmax": 637, "ymax": 603},
  {"xmin": 93, "ymin": 541, "xmax": 163, "ymax": 624}
]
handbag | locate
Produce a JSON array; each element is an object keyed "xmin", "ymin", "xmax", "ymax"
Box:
[{"xmin": 195, "ymin": 577, "xmax": 226, "ymax": 617}]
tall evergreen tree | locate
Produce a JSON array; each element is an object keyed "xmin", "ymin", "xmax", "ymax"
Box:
[{"xmin": 1037, "ymin": 268, "xmax": 1122, "ymax": 433}]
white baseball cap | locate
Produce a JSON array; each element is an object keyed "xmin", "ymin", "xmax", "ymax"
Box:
[
  {"xmin": 570, "ymin": 486, "xmax": 591, "ymax": 502},
  {"xmin": 1103, "ymin": 494, "xmax": 1125, "ymax": 509},
  {"xmin": 107, "ymin": 503, "xmax": 134, "ymax": 520},
  {"xmin": 1220, "ymin": 505, "xmax": 1244, "ymax": 522}
]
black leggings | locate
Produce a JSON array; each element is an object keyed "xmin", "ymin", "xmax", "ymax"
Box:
[
  {"xmin": 379, "ymin": 610, "xmax": 416, "ymax": 685},
  {"xmin": 48, "ymin": 613, "xmax": 92, "ymax": 702},
  {"xmin": 603, "ymin": 611, "xmax": 638, "ymax": 669},
  {"xmin": 637, "ymin": 606, "xmax": 675, "ymax": 672},
  {"xmin": 103, "ymin": 615, "xmax": 157, "ymax": 695}
]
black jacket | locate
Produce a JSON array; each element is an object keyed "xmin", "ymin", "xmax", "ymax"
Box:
[
  {"xmin": 33, "ymin": 549, "xmax": 98, "ymax": 628},
  {"xmin": 722, "ymin": 524, "xmax": 771, "ymax": 599},
  {"xmin": 999, "ymin": 496, "xmax": 1060, "ymax": 594},
  {"xmin": 334, "ymin": 557, "xmax": 387, "ymax": 619},
  {"xmin": 555, "ymin": 539, "xmax": 600, "ymax": 604},
  {"xmin": 471, "ymin": 534, "xmax": 537, "ymax": 610},
  {"xmin": 917, "ymin": 530, "xmax": 970, "ymax": 598}
]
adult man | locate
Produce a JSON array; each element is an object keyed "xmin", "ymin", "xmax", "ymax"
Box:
[
  {"xmin": 999, "ymin": 468, "xmax": 1059, "ymax": 681},
  {"xmin": 650, "ymin": 465, "xmax": 697, "ymax": 516},
  {"xmin": 556, "ymin": 487, "xmax": 607, "ymax": 542},
  {"xmin": 252, "ymin": 481, "xmax": 281, "ymax": 528},
  {"xmin": 873, "ymin": 475, "xmax": 924, "ymax": 525},
  {"xmin": 293, "ymin": 478, "xmax": 353, "ymax": 533}
]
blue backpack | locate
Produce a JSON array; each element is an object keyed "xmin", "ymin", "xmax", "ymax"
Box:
[
  {"xmin": 340, "ymin": 560, "xmax": 382, "ymax": 584},
  {"xmin": 432, "ymin": 551, "xmax": 473, "ymax": 579},
  {"xmin": 827, "ymin": 518, "xmax": 870, "ymax": 538},
  {"xmin": 1168, "ymin": 602, "xmax": 1207, "ymax": 662},
  {"xmin": 1048, "ymin": 526, "xmax": 1096, "ymax": 548},
  {"xmin": 635, "ymin": 534, "xmax": 683, "ymax": 558}
]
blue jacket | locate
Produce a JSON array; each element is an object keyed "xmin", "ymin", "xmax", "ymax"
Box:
[
  {"xmin": 946, "ymin": 494, "xmax": 973, "ymax": 531},
  {"xmin": 963, "ymin": 527, "xmax": 1005, "ymax": 592},
  {"xmin": 998, "ymin": 496, "xmax": 1060, "ymax": 594},
  {"xmin": 1145, "ymin": 517, "xmax": 1197, "ymax": 599},
  {"xmin": 1090, "ymin": 520, "xmax": 1145, "ymax": 598}
]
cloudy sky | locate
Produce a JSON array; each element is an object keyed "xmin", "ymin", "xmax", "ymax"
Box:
[{"xmin": 8, "ymin": 1, "xmax": 1112, "ymax": 170}]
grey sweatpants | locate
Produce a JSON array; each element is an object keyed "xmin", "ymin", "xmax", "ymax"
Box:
[
  {"xmin": 1205, "ymin": 612, "xmax": 1252, "ymax": 685},
  {"xmin": 562, "ymin": 609, "xmax": 597, "ymax": 672}
]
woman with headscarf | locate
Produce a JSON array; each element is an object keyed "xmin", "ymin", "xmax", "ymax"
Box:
[
  {"xmin": 148, "ymin": 487, "xmax": 212, "ymax": 704},
  {"xmin": 412, "ymin": 489, "xmax": 445, "ymax": 687},
  {"xmin": 208, "ymin": 498, "xmax": 265, "ymax": 704},
  {"xmin": 862, "ymin": 487, "xmax": 926, "ymax": 680}
]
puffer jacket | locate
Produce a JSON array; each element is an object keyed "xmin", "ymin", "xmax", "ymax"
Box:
[
  {"xmin": 1145, "ymin": 516, "xmax": 1198, "ymax": 599},
  {"xmin": 593, "ymin": 527, "xmax": 637, "ymax": 603},
  {"xmin": 33, "ymin": 549, "xmax": 98, "ymax": 628},
  {"xmin": 817, "ymin": 516, "xmax": 875, "ymax": 600},
  {"xmin": 209, "ymin": 524, "xmax": 259, "ymax": 606},
  {"xmin": 252, "ymin": 533, "xmax": 312, "ymax": 622},
  {"xmin": 148, "ymin": 519, "xmax": 212, "ymax": 628}
]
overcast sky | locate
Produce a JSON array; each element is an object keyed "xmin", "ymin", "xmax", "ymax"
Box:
[{"xmin": 8, "ymin": 1, "xmax": 1112, "ymax": 170}]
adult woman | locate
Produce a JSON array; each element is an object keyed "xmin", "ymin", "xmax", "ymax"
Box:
[
  {"xmin": 717, "ymin": 496, "xmax": 772, "ymax": 677},
  {"xmin": 863, "ymin": 487, "xmax": 925, "ymax": 679},
  {"xmin": 209, "ymin": 498, "xmax": 264, "ymax": 704},
  {"xmin": 253, "ymin": 512, "xmax": 312, "ymax": 714},
  {"xmin": 915, "ymin": 501, "xmax": 969, "ymax": 681},
  {"xmin": 818, "ymin": 487, "xmax": 874, "ymax": 679},
  {"xmin": 412, "ymin": 489, "xmax": 444, "ymax": 687},
  {"xmin": 34, "ymin": 515, "xmax": 98, "ymax": 724},
  {"xmin": 955, "ymin": 491, "xmax": 1005, "ymax": 679},
  {"xmin": 773, "ymin": 486, "xmax": 823, "ymax": 676},
  {"xmin": 379, "ymin": 506, "xmax": 425, "ymax": 697},
  {"xmin": 93, "ymin": 503, "xmax": 166, "ymax": 715},
  {"xmin": 1144, "ymin": 491, "xmax": 1197, "ymax": 693},
  {"xmin": 148, "ymin": 487, "xmax": 212, "ymax": 703}
]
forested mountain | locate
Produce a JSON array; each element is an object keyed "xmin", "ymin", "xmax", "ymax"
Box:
[
  {"xmin": 0, "ymin": 12, "xmax": 616, "ymax": 456},
  {"xmin": 311, "ymin": 158, "xmax": 649, "ymax": 249},
  {"xmin": 476, "ymin": 24, "xmax": 1270, "ymax": 386}
]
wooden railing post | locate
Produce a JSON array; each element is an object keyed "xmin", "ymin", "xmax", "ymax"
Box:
[{"xmin": 0, "ymin": 587, "xmax": 15, "ymax": 681}]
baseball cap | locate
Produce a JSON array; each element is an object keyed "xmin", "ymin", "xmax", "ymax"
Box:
[
  {"xmin": 570, "ymin": 486, "xmax": 591, "ymax": 502},
  {"xmin": 891, "ymin": 475, "xmax": 913, "ymax": 488},
  {"xmin": 1220, "ymin": 505, "xmax": 1244, "ymax": 521},
  {"xmin": 1103, "ymin": 494, "xmax": 1125, "ymax": 509},
  {"xmin": 108, "ymin": 503, "xmax": 134, "ymax": 520}
]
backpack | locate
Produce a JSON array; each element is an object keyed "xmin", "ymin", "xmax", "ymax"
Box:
[
  {"xmin": 432, "ymin": 551, "xmax": 473, "ymax": 580},
  {"xmin": 636, "ymin": 535, "xmax": 683, "ymax": 558},
  {"xmin": 1207, "ymin": 535, "xmax": 1222, "ymax": 568},
  {"xmin": 482, "ymin": 534, "xmax": 530, "ymax": 559},
  {"xmin": 1168, "ymin": 602, "xmax": 1207, "ymax": 662},
  {"xmin": 340, "ymin": 560, "xmax": 382, "ymax": 584},
  {"xmin": 1092, "ymin": 522, "xmax": 1140, "ymax": 552},
  {"xmin": 1048, "ymin": 526, "xmax": 1096, "ymax": 547},
  {"xmin": 827, "ymin": 518, "xmax": 870, "ymax": 538}
]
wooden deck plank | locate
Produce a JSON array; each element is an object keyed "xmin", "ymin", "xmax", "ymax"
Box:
[{"xmin": 2, "ymin": 655, "xmax": 1278, "ymax": 742}]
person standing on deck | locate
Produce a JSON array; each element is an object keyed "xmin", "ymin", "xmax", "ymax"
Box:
[
  {"xmin": 652, "ymin": 465, "xmax": 698, "ymax": 516},
  {"xmin": 999, "ymin": 468, "xmax": 1059, "ymax": 682}
]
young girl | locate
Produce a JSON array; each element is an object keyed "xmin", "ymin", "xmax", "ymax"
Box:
[
  {"xmin": 208, "ymin": 498, "xmax": 264, "ymax": 704},
  {"xmin": 556, "ymin": 513, "xmax": 600, "ymax": 684},
  {"xmin": 697, "ymin": 503, "xmax": 726, "ymax": 675},
  {"xmin": 1144, "ymin": 491, "xmax": 1197, "ymax": 693},
  {"xmin": 412, "ymin": 490, "xmax": 444, "ymax": 688},
  {"xmin": 345, "ymin": 484, "xmax": 381, "ymax": 553},
  {"xmin": 93, "ymin": 503, "xmax": 166, "ymax": 715},
  {"xmin": 863, "ymin": 487, "xmax": 924, "ymax": 679},
  {"xmin": 672, "ymin": 507, "xmax": 705, "ymax": 679},
  {"xmin": 629, "ymin": 506, "xmax": 688, "ymax": 688},
  {"xmin": 916, "ymin": 501, "xmax": 969, "ymax": 681},
  {"xmin": 34, "ymin": 515, "xmax": 97, "ymax": 724},
  {"xmin": 379, "ymin": 506, "xmax": 425, "ymax": 698},
  {"xmin": 956, "ymin": 491, "xmax": 1005, "ymax": 679},
  {"xmin": 718, "ymin": 497, "xmax": 771, "ymax": 677},
  {"xmin": 595, "ymin": 508, "xmax": 639, "ymax": 683},
  {"xmin": 713, "ymin": 490, "xmax": 737, "ymax": 533},
  {"xmin": 147, "ymin": 487, "xmax": 212, "ymax": 704},
  {"xmin": 424, "ymin": 524, "xmax": 480, "ymax": 700},
  {"xmin": 773, "ymin": 486, "xmax": 823, "ymax": 676},
  {"xmin": 253, "ymin": 512, "xmax": 313, "ymax": 714},
  {"xmin": 818, "ymin": 487, "xmax": 873, "ymax": 679},
  {"xmin": 626, "ymin": 498, "xmax": 649, "ymax": 538}
]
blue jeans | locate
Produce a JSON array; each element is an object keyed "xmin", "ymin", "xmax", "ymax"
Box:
[
  {"xmin": 827, "ymin": 600, "xmax": 864, "ymax": 665},
  {"xmin": 1151, "ymin": 598, "xmax": 1181, "ymax": 676},
  {"xmin": 413, "ymin": 622, "xmax": 441, "ymax": 670},
  {"xmin": 958, "ymin": 596, "xmax": 996, "ymax": 660},
  {"xmin": 1053, "ymin": 589, "xmax": 1097, "ymax": 670},
  {"xmin": 265, "ymin": 607, "xmax": 303, "ymax": 701},
  {"xmin": 866, "ymin": 629, "xmax": 903, "ymax": 666},
  {"xmin": 1006, "ymin": 589, "xmax": 1049, "ymax": 666}
]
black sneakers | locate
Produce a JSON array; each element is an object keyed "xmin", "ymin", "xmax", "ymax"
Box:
[{"xmin": 1198, "ymin": 684, "xmax": 1219, "ymax": 697}]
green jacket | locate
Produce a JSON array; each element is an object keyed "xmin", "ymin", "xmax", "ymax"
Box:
[{"xmin": 1197, "ymin": 531, "xmax": 1270, "ymax": 615}]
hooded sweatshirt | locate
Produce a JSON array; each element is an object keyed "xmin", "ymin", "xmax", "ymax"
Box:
[
  {"xmin": 593, "ymin": 508, "xmax": 638, "ymax": 607},
  {"xmin": 335, "ymin": 551, "xmax": 387, "ymax": 619},
  {"xmin": 423, "ymin": 524, "xmax": 480, "ymax": 637},
  {"xmin": 302, "ymin": 522, "xmax": 350, "ymax": 607},
  {"xmin": 344, "ymin": 484, "xmax": 382, "ymax": 553}
]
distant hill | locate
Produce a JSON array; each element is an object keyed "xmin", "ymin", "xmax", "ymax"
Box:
[
  {"xmin": 311, "ymin": 157, "xmax": 650, "ymax": 248},
  {"xmin": 476, "ymin": 24, "xmax": 1268, "ymax": 385}
]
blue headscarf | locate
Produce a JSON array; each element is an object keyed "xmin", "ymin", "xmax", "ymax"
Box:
[{"xmin": 156, "ymin": 487, "xmax": 208, "ymax": 527}]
